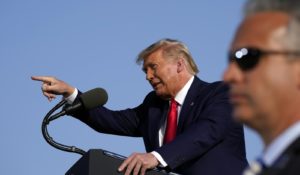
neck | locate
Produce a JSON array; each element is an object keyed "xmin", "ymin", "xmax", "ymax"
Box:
[
  {"xmin": 172, "ymin": 74, "xmax": 193, "ymax": 97},
  {"xmin": 261, "ymin": 117, "xmax": 300, "ymax": 147}
]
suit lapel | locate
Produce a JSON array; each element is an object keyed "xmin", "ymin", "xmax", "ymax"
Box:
[
  {"xmin": 148, "ymin": 99, "xmax": 169, "ymax": 149},
  {"xmin": 177, "ymin": 77, "xmax": 206, "ymax": 133}
]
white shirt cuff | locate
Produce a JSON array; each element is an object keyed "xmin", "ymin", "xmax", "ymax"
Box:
[
  {"xmin": 65, "ymin": 88, "xmax": 78, "ymax": 104},
  {"xmin": 151, "ymin": 151, "xmax": 168, "ymax": 167}
]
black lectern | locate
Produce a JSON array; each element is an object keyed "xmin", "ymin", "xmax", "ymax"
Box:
[{"xmin": 65, "ymin": 149, "xmax": 169, "ymax": 175}]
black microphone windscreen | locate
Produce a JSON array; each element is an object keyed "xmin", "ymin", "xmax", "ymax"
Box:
[{"xmin": 79, "ymin": 88, "xmax": 108, "ymax": 110}]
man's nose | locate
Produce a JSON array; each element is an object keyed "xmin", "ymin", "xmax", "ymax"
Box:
[
  {"xmin": 223, "ymin": 62, "xmax": 243, "ymax": 84},
  {"xmin": 146, "ymin": 69, "xmax": 154, "ymax": 81}
]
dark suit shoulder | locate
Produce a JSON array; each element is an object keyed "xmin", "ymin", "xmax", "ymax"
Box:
[
  {"xmin": 143, "ymin": 91, "xmax": 164, "ymax": 105},
  {"xmin": 135, "ymin": 91, "xmax": 167, "ymax": 120},
  {"xmin": 190, "ymin": 78, "xmax": 229, "ymax": 101},
  {"xmin": 197, "ymin": 79, "xmax": 228, "ymax": 92}
]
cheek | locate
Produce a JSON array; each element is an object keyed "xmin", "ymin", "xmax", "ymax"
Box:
[
  {"xmin": 232, "ymin": 90, "xmax": 267, "ymax": 130},
  {"xmin": 157, "ymin": 67, "xmax": 175, "ymax": 83},
  {"xmin": 233, "ymin": 69, "xmax": 270, "ymax": 125},
  {"xmin": 246, "ymin": 60, "xmax": 292, "ymax": 118},
  {"xmin": 245, "ymin": 70, "xmax": 272, "ymax": 113}
]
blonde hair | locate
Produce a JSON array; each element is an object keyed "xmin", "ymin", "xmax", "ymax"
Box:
[{"xmin": 136, "ymin": 38, "xmax": 199, "ymax": 75}]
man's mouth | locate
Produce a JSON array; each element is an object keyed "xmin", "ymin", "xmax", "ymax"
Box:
[
  {"xmin": 229, "ymin": 92, "xmax": 248, "ymax": 106},
  {"xmin": 151, "ymin": 81, "xmax": 161, "ymax": 89}
]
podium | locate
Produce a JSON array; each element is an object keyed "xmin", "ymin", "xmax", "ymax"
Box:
[{"xmin": 65, "ymin": 149, "xmax": 169, "ymax": 175}]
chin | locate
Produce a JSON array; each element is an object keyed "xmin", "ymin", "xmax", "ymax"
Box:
[
  {"xmin": 233, "ymin": 107, "xmax": 255, "ymax": 125},
  {"xmin": 155, "ymin": 91, "xmax": 169, "ymax": 100}
]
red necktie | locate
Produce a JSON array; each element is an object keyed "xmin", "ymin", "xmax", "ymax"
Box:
[{"xmin": 163, "ymin": 99, "xmax": 178, "ymax": 144}]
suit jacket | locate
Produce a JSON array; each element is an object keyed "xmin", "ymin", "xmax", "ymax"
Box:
[
  {"xmin": 72, "ymin": 77, "xmax": 248, "ymax": 175},
  {"xmin": 260, "ymin": 136, "xmax": 300, "ymax": 175}
]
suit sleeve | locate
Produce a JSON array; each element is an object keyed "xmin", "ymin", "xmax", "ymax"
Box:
[{"xmin": 69, "ymin": 91, "xmax": 143, "ymax": 137}]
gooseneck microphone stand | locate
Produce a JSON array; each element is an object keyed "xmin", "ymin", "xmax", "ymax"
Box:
[
  {"xmin": 41, "ymin": 99, "xmax": 86, "ymax": 155},
  {"xmin": 41, "ymin": 99, "xmax": 173, "ymax": 175}
]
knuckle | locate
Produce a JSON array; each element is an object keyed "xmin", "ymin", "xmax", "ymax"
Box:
[
  {"xmin": 133, "ymin": 168, "xmax": 139, "ymax": 175},
  {"xmin": 125, "ymin": 167, "xmax": 132, "ymax": 175}
]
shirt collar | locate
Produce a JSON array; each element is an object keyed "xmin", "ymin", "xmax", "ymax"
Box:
[
  {"xmin": 174, "ymin": 76, "xmax": 194, "ymax": 106},
  {"xmin": 262, "ymin": 121, "xmax": 300, "ymax": 166}
]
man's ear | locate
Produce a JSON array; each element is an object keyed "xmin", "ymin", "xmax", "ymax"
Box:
[{"xmin": 177, "ymin": 57, "xmax": 185, "ymax": 73}]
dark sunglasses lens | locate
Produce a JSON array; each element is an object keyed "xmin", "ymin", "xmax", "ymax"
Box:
[{"xmin": 229, "ymin": 48, "xmax": 261, "ymax": 71}]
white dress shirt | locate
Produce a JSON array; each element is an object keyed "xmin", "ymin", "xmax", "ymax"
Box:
[{"xmin": 262, "ymin": 121, "xmax": 300, "ymax": 166}]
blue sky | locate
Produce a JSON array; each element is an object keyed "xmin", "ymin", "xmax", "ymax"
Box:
[{"xmin": 0, "ymin": 0, "xmax": 263, "ymax": 174}]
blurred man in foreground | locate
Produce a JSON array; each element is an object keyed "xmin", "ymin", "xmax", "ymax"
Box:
[{"xmin": 223, "ymin": 0, "xmax": 300, "ymax": 174}]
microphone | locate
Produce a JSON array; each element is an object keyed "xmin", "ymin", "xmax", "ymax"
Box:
[{"xmin": 49, "ymin": 88, "xmax": 108, "ymax": 121}]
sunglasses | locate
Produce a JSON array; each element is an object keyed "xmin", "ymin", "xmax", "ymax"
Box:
[{"xmin": 228, "ymin": 47, "xmax": 300, "ymax": 71}]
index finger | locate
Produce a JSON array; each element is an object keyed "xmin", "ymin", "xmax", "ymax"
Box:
[
  {"xmin": 31, "ymin": 76, "xmax": 53, "ymax": 83},
  {"xmin": 118, "ymin": 155, "xmax": 134, "ymax": 172}
]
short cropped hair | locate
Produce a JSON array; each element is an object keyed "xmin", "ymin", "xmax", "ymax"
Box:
[{"xmin": 244, "ymin": 0, "xmax": 300, "ymax": 51}]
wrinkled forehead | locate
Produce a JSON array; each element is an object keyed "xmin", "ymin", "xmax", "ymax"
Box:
[{"xmin": 231, "ymin": 12, "xmax": 291, "ymax": 51}]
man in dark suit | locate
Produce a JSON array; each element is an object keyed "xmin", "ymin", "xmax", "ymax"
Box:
[
  {"xmin": 32, "ymin": 39, "xmax": 248, "ymax": 175},
  {"xmin": 223, "ymin": 0, "xmax": 300, "ymax": 174}
]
